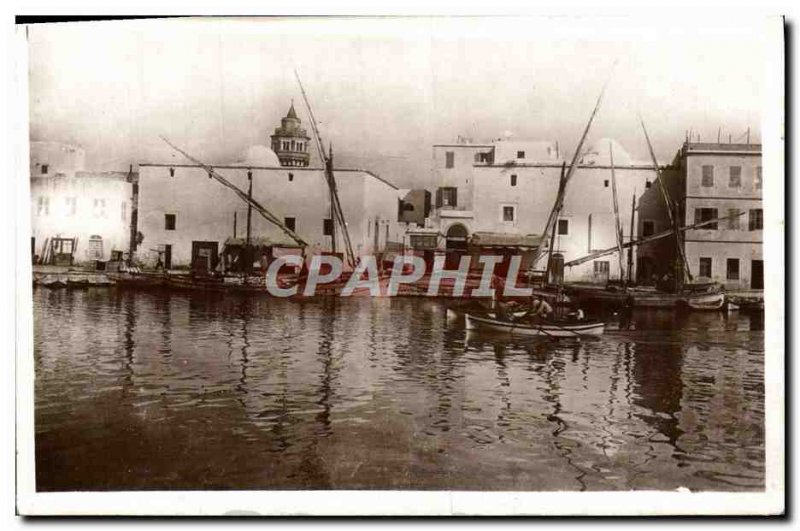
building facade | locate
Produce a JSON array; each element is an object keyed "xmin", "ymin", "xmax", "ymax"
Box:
[
  {"xmin": 638, "ymin": 142, "xmax": 763, "ymax": 290},
  {"xmin": 422, "ymin": 138, "xmax": 660, "ymax": 283},
  {"xmin": 136, "ymin": 159, "xmax": 405, "ymax": 269},
  {"xmin": 30, "ymin": 141, "xmax": 135, "ymax": 264}
]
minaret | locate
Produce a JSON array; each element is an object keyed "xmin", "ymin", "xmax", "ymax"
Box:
[{"xmin": 270, "ymin": 101, "xmax": 311, "ymax": 167}]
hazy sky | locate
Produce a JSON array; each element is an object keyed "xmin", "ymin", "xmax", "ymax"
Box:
[{"xmin": 26, "ymin": 17, "xmax": 771, "ymax": 188}]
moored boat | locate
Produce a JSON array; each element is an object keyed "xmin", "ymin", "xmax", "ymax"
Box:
[
  {"xmin": 465, "ymin": 313, "xmax": 605, "ymax": 337},
  {"xmin": 446, "ymin": 303, "xmax": 528, "ymax": 322},
  {"xmin": 684, "ymin": 291, "xmax": 726, "ymax": 310},
  {"xmin": 565, "ymin": 284, "xmax": 725, "ymax": 311}
]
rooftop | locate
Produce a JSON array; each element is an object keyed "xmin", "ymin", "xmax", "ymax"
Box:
[{"xmin": 683, "ymin": 142, "xmax": 761, "ymax": 154}]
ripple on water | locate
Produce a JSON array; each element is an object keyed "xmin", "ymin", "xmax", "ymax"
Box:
[{"xmin": 33, "ymin": 290, "xmax": 765, "ymax": 491}]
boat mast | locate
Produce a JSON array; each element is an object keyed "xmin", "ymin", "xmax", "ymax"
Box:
[
  {"xmin": 640, "ymin": 119, "xmax": 693, "ymax": 282},
  {"xmin": 627, "ymin": 192, "xmax": 636, "ymax": 285},
  {"xmin": 543, "ymin": 162, "xmax": 567, "ymax": 285},
  {"xmin": 294, "ymin": 70, "xmax": 357, "ymax": 269},
  {"xmin": 533, "ymin": 65, "xmax": 615, "ymax": 267},
  {"xmin": 608, "ymin": 142, "xmax": 626, "ymax": 283}
]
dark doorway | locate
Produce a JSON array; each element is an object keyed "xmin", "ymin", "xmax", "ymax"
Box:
[
  {"xmin": 445, "ymin": 224, "xmax": 468, "ymax": 251},
  {"xmin": 164, "ymin": 244, "xmax": 172, "ymax": 270},
  {"xmin": 191, "ymin": 241, "xmax": 218, "ymax": 272},
  {"xmin": 637, "ymin": 256, "xmax": 655, "ymax": 284},
  {"xmin": 751, "ymin": 259, "xmax": 763, "ymax": 289},
  {"xmin": 444, "ymin": 224, "xmax": 469, "ymax": 270}
]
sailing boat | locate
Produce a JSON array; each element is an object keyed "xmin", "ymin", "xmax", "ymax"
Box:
[
  {"xmin": 563, "ymin": 121, "xmax": 727, "ymax": 311},
  {"xmin": 466, "ymin": 75, "xmax": 610, "ymax": 337}
]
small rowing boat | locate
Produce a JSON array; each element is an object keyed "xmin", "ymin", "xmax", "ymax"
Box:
[{"xmin": 465, "ymin": 313, "xmax": 605, "ymax": 337}]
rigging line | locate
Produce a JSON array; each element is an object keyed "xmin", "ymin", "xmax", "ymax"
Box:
[
  {"xmin": 534, "ymin": 60, "xmax": 617, "ymax": 265},
  {"xmin": 160, "ymin": 136, "xmax": 308, "ymax": 248}
]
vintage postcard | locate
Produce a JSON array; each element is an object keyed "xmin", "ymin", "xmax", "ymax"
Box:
[{"xmin": 14, "ymin": 15, "xmax": 785, "ymax": 516}]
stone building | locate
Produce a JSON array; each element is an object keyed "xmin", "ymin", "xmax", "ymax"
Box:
[
  {"xmin": 29, "ymin": 141, "xmax": 135, "ymax": 264},
  {"xmin": 136, "ymin": 107, "xmax": 405, "ymax": 270},
  {"xmin": 420, "ymin": 137, "xmax": 660, "ymax": 282},
  {"xmin": 637, "ymin": 142, "xmax": 763, "ymax": 290}
]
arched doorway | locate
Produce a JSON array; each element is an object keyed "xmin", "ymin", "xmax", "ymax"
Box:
[
  {"xmin": 445, "ymin": 223, "xmax": 469, "ymax": 251},
  {"xmin": 445, "ymin": 223, "xmax": 469, "ymax": 270}
]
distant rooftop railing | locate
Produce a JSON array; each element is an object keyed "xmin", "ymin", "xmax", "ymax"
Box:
[{"xmin": 684, "ymin": 142, "xmax": 761, "ymax": 153}]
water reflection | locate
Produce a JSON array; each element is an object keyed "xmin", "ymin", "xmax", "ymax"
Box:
[{"xmin": 33, "ymin": 289, "xmax": 764, "ymax": 491}]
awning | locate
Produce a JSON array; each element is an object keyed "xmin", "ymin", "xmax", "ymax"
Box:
[
  {"xmin": 469, "ymin": 232, "xmax": 543, "ymax": 249},
  {"xmin": 405, "ymin": 227, "xmax": 442, "ymax": 237},
  {"xmin": 224, "ymin": 236, "xmax": 304, "ymax": 249}
]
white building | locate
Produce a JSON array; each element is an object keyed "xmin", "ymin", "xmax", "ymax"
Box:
[
  {"xmin": 423, "ymin": 137, "xmax": 660, "ymax": 283},
  {"xmin": 30, "ymin": 141, "xmax": 135, "ymax": 264},
  {"xmin": 136, "ymin": 108, "xmax": 406, "ymax": 270}
]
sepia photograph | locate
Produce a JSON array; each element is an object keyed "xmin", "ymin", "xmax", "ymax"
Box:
[{"xmin": 13, "ymin": 14, "xmax": 785, "ymax": 516}]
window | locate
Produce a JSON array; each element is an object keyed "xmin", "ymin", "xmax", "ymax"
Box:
[
  {"xmin": 41, "ymin": 164, "xmax": 49, "ymax": 175},
  {"xmin": 729, "ymin": 166, "xmax": 741, "ymax": 188},
  {"xmin": 557, "ymin": 219, "xmax": 569, "ymax": 235},
  {"xmin": 748, "ymin": 209, "xmax": 763, "ymax": 231},
  {"xmin": 165, "ymin": 213, "xmax": 176, "ymax": 231},
  {"xmin": 516, "ymin": 151, "xmax": 525, "ymax": 159},
  {"xmin": 169, "ymin": 167, "xmax": 175, "ymax": 177},
  {"xmin": 694, "ymin": 207, "xmax": 719, "ymax": 230},
  {"xmin": 726, "ymin": 258, "xmax": 740, "ymax": 280},
  {"xmin": 502, "ymin": 206, "xmax": 515, "ymax": 222},
  {"xmin": 323, "ymin": 218, "xmax": 333, "ymax": 236},
  {"xmin": 121, "ymin": 201, "xmax": 127, "ymax": 221},
  {"xmin": 284, "ymin": 217, "xmax": 296, "ymax": 232},
  {"xmin": 93, "ymin": 198, "xmax": 107, "ymax": 218},
  {"xmin": 642, "ymin": 220, "xmax": 655, "ymax": 237},
  {"xmin": 604, "ymin": 180, "xmax": 609, "ymax": 188},
  {"xmin": 37, "ymin": 196, "xmax": 49, "ymax": 216},
  {"xmin": 755, "ymin": 166, "xmax": 762, "ymax": 190},
  {"xmin": 65, "ymin": 197, "xmax": 77, "ymax": 217},
  {"xmin": 437, "ymin": 187, "xmax": 458, "ymax": 207},
  {"xmin": 288, "ymin": 173, "xmax": 294, "ymax": 182},
  {"xmin": 645, "ymin": 180, "xmax": 652, "ymax": 189},
  {"xmin": 476, "ymin": 152, "xmax": 493, "ymax": 164},
  {"xmin": 510, "ymin": 174, "xmax": 517, "ymax": 187},
  {"xmin": 699, "ymin": 257, "xmax": 712, "ymax": 278},
  {"xmin": 594, "ymin": 261, "xmax": 610, "ymax": 274},
  {"xmin": 701, "ymin": 165, "xmax": 714, "ymax": 187},
  {"xmin": 727, "ymin": 208, "xmax": 740, "ymax": 230},
  {"xmin": 445, "ymin": 151, "xmax": 455, "ymax": 169}
]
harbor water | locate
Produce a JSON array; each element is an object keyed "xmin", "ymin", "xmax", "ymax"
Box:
[{"xmin": 33, "ymin": 288, "xmax": 764, "ymax": 491}]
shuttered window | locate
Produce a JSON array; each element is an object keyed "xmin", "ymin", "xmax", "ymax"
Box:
[
  {"xmin": 727, "ymin": 208, "xmax": 740, "ymax": 230},
  {"xmin": 701, "ymin": 165, "xmax": 714, "ymax": 187},
  {"xmin": 699, "ymin": 257, "xmax": 712, "ymax": 278},
  {"xmin": 694, "ymin": 208, "xmax": 718, "ymax": 229},
  {"xmin": 726, "ymin": 258, "xmax": 739, "ymax": 280},
  {"xmin": 729, "ymin": 166, "xmax": 741, "ymax": 188},
  {"xmin": 436, "ymin": 187, "xmax": 457, "ymax": 207},
  {"xmin": 748, "ymin": 209, "xmax": 763, "ymax": 231}
]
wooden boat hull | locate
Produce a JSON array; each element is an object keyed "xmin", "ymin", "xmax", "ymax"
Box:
[
  {"xmin": 685, "ymin": 292, "xmax": 726, "ymax": 310},
  {"xmin": 565, "ymin": 285, "xmax": 725, "ymax": 310},
  {"xmin": 465, "ymin": 313, "xmax": 605, "ymax": 337},
  {"xmin": 446, "ymin": 307, "xmax": 527, "ymax": 322}
]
